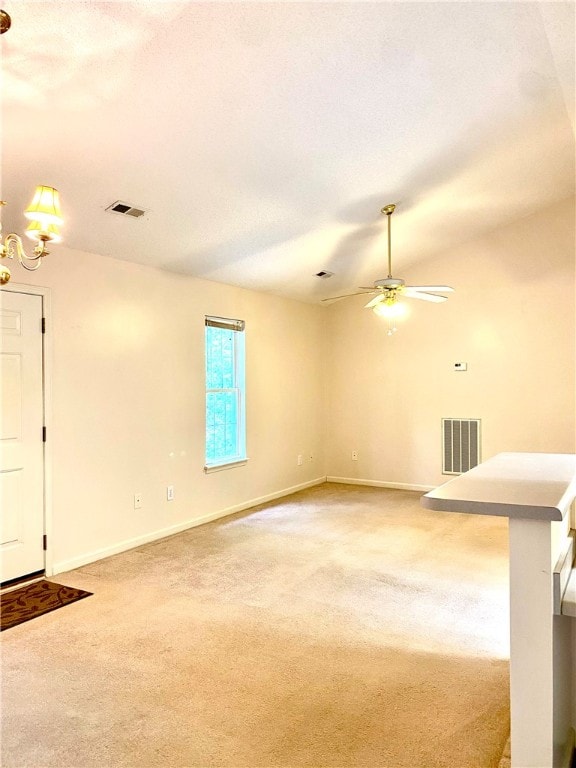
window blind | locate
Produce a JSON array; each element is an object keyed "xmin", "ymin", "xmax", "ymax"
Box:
[{"xmin": 205, "ymin": 316, "xmax": 245, "ymax": 332}]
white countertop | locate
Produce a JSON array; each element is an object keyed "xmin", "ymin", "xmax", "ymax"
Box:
[{"xmin": 421, "ymin": 452, "xmax": 576, "ymax": 521}]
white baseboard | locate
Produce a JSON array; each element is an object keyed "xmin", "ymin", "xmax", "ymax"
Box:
[
  {"xmin": 52, "ymin": 476, "xmax": 326, "ymax": 575},
  {"xmin": 326, "ymin": 476, "xmax": 434, "ymax": 493}
]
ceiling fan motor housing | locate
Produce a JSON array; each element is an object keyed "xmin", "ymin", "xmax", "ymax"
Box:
[{"xmin": 374, "ymin": 277, "xmax": 405, "ymax": 289}]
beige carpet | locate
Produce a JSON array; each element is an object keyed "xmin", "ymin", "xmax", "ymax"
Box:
[{"xmin": 0, "ymin": 483, "xmax": 510, "ymax": 767}]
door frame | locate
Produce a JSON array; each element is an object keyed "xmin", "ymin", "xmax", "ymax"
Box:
[{"xmin": 1, "ymin": 282, "xmax": 53, "ymax": 577}]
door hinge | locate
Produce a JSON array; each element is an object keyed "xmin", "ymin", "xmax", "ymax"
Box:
[
  {"xmin": 43, "ymin": 534, "xmax": 47, "ymax": 551},
  {"xmin": 41, "ymin": 317, "xmax": 46, "ymax": 334},
  {"xmin": 42, "ymin": 426, "xmax": 47, "ymax": 442}
]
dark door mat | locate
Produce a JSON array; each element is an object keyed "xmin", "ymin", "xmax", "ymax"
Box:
[{"xmin": 1, "ymin": 580, "xmax": 92, "ymax": 631}]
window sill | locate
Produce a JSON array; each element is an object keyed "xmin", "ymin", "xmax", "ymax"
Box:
[{"xmin": 204, "ymin": 458, "xmax": 249, "ymax": 474}]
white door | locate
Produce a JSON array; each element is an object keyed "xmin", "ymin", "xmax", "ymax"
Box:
[{"xmin": 0, "ymin": 290, "xmax": 45, "ymax": 583}]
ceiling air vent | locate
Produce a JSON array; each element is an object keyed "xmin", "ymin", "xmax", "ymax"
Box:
[
  {"xmin": 106, "ymin": 201, "xmax": 146, "ymax": 218},
  {"xmin": 315, "ymin": 271, "xmax": 334, "ymax": 279}
]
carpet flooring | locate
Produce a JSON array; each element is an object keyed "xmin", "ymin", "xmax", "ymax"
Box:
[
  {"xmin": 0, "ymin": 483, "xmax": 510, "ymax": 767},
  {"xmin": 0, "ymin": 580, "xmax": 92, "ymax": 631}
]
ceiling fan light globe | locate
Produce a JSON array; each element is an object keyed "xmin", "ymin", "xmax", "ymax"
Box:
[{"xmin": 373, "ymin": 301, "xmax": 407, "ymax": 319}]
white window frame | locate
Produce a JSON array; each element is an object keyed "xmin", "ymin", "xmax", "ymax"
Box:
[{"xmin": 204, "ymin": 316, "xmax": 247, "ymax": 472}]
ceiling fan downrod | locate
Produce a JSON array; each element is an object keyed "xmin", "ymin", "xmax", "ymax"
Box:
[{"xmin": 381, "ymin": 204, "xmax": 396, "ymax": 279}]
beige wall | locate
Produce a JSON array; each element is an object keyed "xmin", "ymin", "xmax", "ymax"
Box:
[
  {"xmin": 325, "ymin": 196, "xmax": 576, "ymax": 488},
  {"xmin": 4, "ymin": 195, "xmax": 575, "ymax": 571},
  {"xmin": 7, "ymin": 248, "xmax": 326, "ymax": 572}
]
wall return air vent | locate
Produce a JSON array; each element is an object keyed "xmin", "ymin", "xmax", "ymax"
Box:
[
  {"xmin": 106, "ymin": 201, "xmax": 146, "ymax": 218},
  {"xmin": 442, "ymin": 418, "xmax": 481, "ymax": 475}
]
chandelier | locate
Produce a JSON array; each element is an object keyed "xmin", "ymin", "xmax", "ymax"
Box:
[{"xmin": 0, "ymin": 186, "xmax": 64, "ymax": 285}]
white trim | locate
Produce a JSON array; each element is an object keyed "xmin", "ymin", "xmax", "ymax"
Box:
[
  {"xmin": 53, "ymin": 476, "xmax": 327, "ymax": 575},
  {"xmin": 326, "ymin": 476, "xmax": 434, "ymax": 493},
  {"xmin": 204, "ymin": 458, "xmax": 248, "ymax": 473},
  {"xmin": 1, "ymin": 282, "xmax": 54, "ymax": 577}
]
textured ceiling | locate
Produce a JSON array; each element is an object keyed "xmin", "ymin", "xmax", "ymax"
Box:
[{"xmin": 2, "ymin": 1, "xmax": 575, "ymax": 302}]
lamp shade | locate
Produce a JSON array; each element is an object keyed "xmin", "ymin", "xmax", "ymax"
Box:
[
  {"xmin": 24, "ymin": 186, "xmax": 63, "ymax": 227},
  {"xmin": 25, "ymin": 220, "xmax": 62, "ymax": 244}
]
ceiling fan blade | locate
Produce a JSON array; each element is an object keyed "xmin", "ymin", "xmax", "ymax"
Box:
[
  {"xmin": 406, "ymin": 285, "xmax": 454, "ymax": 292},
  {"xmin": 321, "ymin": 291, "xmax": 377, "ymax": 303},
  {"xmin": 404, "ymin": 289, "xmax": 448, "ymax": 303},
  {"xmin": 364, "ymin": 294, "xmax": 386, "ymax": 309}
]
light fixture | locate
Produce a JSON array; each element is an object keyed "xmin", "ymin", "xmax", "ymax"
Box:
[
  {"xmin": 0, "ymin": 186, "xmax": 64, "ymax": 285},
  {"xmin": 372, "ymin": 294, "xmax": 408, "ymax": 335},
  {"xmin": 324, "ymin": 203, "xmax": 453, "ymax": 335}
]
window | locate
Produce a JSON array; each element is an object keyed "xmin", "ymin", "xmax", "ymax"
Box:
[{"xmin": 205, "ymin": 316, "xmax": 246, "ymax": 470}]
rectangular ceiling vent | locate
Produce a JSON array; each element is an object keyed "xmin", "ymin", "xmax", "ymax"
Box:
[
  {"xmin": 315, "ymin": 271, "xmax": 334, "ymax": 279},
  {"xmin": 442, "ymin": 418, "xmax": 481, "ymax": 475},
  {"xmin": 106, "ymin": 201, "xmax": 146, "ymax": 218}
]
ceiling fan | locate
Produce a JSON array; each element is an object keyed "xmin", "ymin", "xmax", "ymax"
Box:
[{"xmin": 323, "ymin": 204, "xmax": 454, "ymax": 325}]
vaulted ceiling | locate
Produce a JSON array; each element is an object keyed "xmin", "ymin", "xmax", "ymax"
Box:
[{"xmin": 2, "ymin": 2, "xmax": 574, "ymax": 302}]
